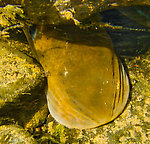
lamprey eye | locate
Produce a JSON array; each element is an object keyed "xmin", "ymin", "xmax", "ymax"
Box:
[{"xmin": 34, "ymin": 25, "xmax": 129, "ymax": 129}]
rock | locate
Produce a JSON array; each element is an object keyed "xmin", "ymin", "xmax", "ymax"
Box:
[
  {"xmin": 0, "ymin": 39, "xmax": 47, "ymax": 126},
  {"xmin": 0, "ymin": 124, "xmax": 37, "ymax": 143},
  {"xmin": 25, "ymin": 104, "xmax": 48, "ymax": 131}
]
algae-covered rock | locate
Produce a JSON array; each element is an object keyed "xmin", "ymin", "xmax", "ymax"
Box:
[
  {"xmin": 25, "ymin": 104, "xmax": 48, "ymax": 131},
  {"xmin": 0, "ymin": 124, "xmax": 37, "ymax": 144},
  {"xmin": 0, "ymin": 39, "xmax": 47, "ymax": 126}
]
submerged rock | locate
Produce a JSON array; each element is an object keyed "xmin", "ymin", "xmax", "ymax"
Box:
[
  {"xmin": 0, "ymin": 124, "xmax": 37, "ymax": 144},
  {"xmin": 0, "ymin": 39, "xmax": 47, "ymax": 126}
]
